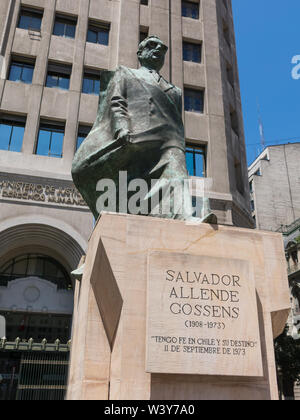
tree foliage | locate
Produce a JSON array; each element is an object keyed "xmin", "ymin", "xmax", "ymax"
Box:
[{"xmin": 275, "ymin": 325, "xmax": 300, "ymax": 398}]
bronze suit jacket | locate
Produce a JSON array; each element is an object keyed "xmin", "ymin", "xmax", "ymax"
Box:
[
  {"xmin": 74, "ymin": 66, "xmax": 185, "ymax": 166},
  {"xmin": 72, "ymin": 66, "xmax": 186, "ymax": 217},
  {"xmin": 110, "ymin": 66, "xmax": 185, "ymax": 150}
]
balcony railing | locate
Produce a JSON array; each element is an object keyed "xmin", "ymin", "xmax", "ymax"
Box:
[
  {"xmin": 0, "ymin": 337, "xmax": 71, "ymax": 352},
  {"xmin": 277, "ymin": 218, "xmax": 300, "ymax": 234}
]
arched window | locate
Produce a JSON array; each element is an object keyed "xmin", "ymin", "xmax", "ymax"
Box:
[{"xmin": 0, "ymin": 254, "xmax": 72, "ymax": 290}]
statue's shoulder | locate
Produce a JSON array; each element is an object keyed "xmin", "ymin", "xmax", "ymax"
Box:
[
  {"xmin": 100, "ymin": 70, "xmax": 116, "ymax": 91},
  {"xmin": 100, "ymin": 66, "xmax": 133, "ymax": 92},
  {"xmin": 114, "ymin": 65, "xmax": 135, "ymax": 77}
]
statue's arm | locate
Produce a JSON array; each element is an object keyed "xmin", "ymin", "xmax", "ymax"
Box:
[{"xmin": 109, "ymin": 67, "xmax": 131, "ymax": 141}]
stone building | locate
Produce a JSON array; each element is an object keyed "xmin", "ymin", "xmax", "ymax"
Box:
[
  {"xmin": 248, "ymin": 143, "xmax": 300, "ymax": 330},
  {"xmin": 248, "ymin": 143, "xmax": 300, "ymax": 231},
  {"xmin": 0, "ymin": 0, "xmax": 252, "ymax": 399},
  {"xmin": 283, "ymin": 221, "xmax": 300, "ymax": 340},
  {"xmin": 248, "ymin": 144, "xmax": 300, "ymax": 399},
  {"xmin": 279, "ymin": 219, "xmax": 300, "ymax": 400}
]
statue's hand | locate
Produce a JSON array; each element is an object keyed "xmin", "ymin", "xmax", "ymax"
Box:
[{"xmin": 116, "ymin": 128, "xmax": 131, "ymax": 144}]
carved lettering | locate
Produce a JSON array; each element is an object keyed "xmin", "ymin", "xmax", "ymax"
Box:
[{"xmin": 0, "ymin": 178, "xmax": 87, "ymax": 207}]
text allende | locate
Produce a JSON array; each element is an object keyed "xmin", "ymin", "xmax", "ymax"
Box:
[
  {"xmin": 169, "ymin": 286, "xmax": 239, "ymax": 303},
  {"xmin": 166, "ymin": 271, "xmax": 241, "ymax": 287}
]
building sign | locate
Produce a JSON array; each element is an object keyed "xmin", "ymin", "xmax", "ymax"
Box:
[
  {"xmin": 0, "ymin": 179, "xmax": 87, "ymax": 208},
  {"xmin": 146, "ymin": 252, "xmax": 263, "ymax": 377}
]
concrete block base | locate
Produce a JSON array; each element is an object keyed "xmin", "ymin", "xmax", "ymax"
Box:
[{"xmin": 67, "ymin": 213, "xmax": 290, "ymax": 400}]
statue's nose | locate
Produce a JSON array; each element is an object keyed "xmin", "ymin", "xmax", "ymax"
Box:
[{"xmin": 155, "ymin": 46, "xmax": 164, "ymax": 55}]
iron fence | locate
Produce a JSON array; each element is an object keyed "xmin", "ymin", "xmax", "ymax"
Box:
[{"xmin": 0, "ymin": 338, "xmax": 70, "ymax": 401}]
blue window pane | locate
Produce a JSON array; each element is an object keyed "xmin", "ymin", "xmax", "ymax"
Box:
[
  {"xmin": 76, "ymin": 135, "xmax": 85, "ymax": 150},
  {"xmin": 9, "ymin": 126, "xmax": 24, "ymax": 152},
  {"xmin": 87, "ymin": 29, "xmax": 97, "ymax": 43},
  {"xmin": 195, "ymin": 97, "xmax": 202, "ymax": 111},
  {"xmin": 46, "ymin": 73, "xmax": 70, "ymax": 90},
  {"xmin": 87, "ymin": 27, "xmax": 109, "ymax": 45},
  {"xmin": 183, "ymin": 43, "xmax": 201, "ymax": 63},
  {"xmin": 18, "ymin": 15, "xmax": 31, "ymax": 29},
  {"xmin": 195, "ymin": 152, "xmax": 204, "ymax": 177},
  {"xmin": 46, "ymin": 74, "xmax": 58, "ymax": 88},
  {"xmin": 98, "ymin": 30, "xmax": 109, "ymax": 45},
  {"xmin": 186, "ymin": 151, "xmax": 194, "ymax": 176},
  {"xmin": 184, "ymin": 96, "xmax": 191, "ymax": 112},
  {"xmin": 192, "ymin": 6, "xmax": 199, "ymax": 19},
  {"xmin": 183, "ymin": 46, "xmax": 189, "ymax": 62},
  {"xmin": 58, "ymin": 76, "xmax": 70, "ymax": 90},
  {"xmin": 53, "ymin": 21, "xmax": 76, "ymax": 38},
  {"xmin": 182, "ymin": 1, "xmax": 199, "ymax": 19},
  {"xmin": 9, "ymin": 64, "xmax": 22, "ymax": 82},
  {"xmin": 0, "ymin": 124, "xmax": 12, "ymax": 150},
  {"xmin": 30, "ymin": 16, "xmax": 42, "ymax": 30},
  {"xmin": 19, "ymin": 13, "xmax": 42, "ymax": 30},
  {"xmin": 94, "ymin": 79, "xmax": 100, "ymax": 94},
  {"xmin": 82, "ymin": 78, "xmax": 94, "ymax": 94},
  {"xmin": 83, "ymin": 77, "xmax": 100, "ymax": 95},
  {"xmin": 193, "ymin": 46, "xmax": 201, "ymax": 62},
  {"xmin": 65, "ymin": 24, "xmax": 76, "ymax": 39},
  {"xmin": 36, "ymin": 130, "xmax": 51, "ymax": 156},
  {"xmin": 185, "ymin": 89, "xmax": 203, "ymax": 113},
  {"xmin": 50, "ymin": 131, "xmax": 64, "ymax": 157},
  {"xmin": 22, "ymin": 65, "xmax": 34, "ymax": 83},
  {"xmin": 53, "ymin": 22, "xmax": 65, "ymax": 36},
  {"xmin": 186, "ymin": 147, "xmax": 205, "ymax": 177}
]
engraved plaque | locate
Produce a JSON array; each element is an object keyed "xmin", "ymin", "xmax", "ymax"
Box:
[{"xmin": 146, "ymin": 252, "xmax": 263, "ymax": 377}]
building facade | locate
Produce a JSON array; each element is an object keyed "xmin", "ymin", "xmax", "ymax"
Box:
[
  {"xmin": 283, "ymin": 221, "xmax": 300, "ymax": 340},
  {"xmin": 248, "ymin": 144, "xmax": 300, "ymax": 399},
  {"xmin": 0, "ymin": 0, "xmax": 252, "ymax": 399},
  {"xmin": 249, "ymin": 143, "xmax": 300, "ymax": 231},
  {"xmin": 280, "ymin": 220, "xmax": 300, "ymax": 400}
]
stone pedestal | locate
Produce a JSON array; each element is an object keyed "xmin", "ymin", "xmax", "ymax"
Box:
[{"xmin": 67, "ymin": 213, "xmax": 290, "ymax": 400}]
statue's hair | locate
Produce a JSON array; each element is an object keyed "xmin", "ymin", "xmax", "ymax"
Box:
[{"xmin": 137, "ymin": 35, "xmax": 168, "ymax": 55}]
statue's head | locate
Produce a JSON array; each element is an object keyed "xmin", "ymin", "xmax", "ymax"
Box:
[{"xmin": 137, "ymin": 35, "xmax": 168, "ymax": 72}]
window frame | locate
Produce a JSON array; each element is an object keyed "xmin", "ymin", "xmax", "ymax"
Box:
[
  {"xmin": 17, "ymin": 7, "xmax": 43, "ymax": 31},
  {"xmin": 182, "ymin": 1, "xmax": 200, "ymax": 19},
  {"xmin": 184, "ymin": 88, "xmax": 204, "ymax": 113},
  {"xmin": 182, "ymin": 41, "xmax": 202, "ymax": 63},
  {"xmin": 46, "ymin": 62, "xmax": 72, "ymax": 90},
  {"xmin": 35, "ymin": 120, "xmax": 65, "ymax": 158},
  {"xmin": 0, "ymin": 253, "xmax": 72, "ymax": 290},
  {"xmin": 53, "ymin": 14, "xmax": 77, "ymax": 39},
  {"xmin": 87, "ymin": 21, "xmax": 110, "ymax": 46},
  {"xmin": 0, "ymin": 114, "xmax": 26, "ymax": 152},
  {"xmin": 76, "ymin": 125, "xmax": 92, "ymax": 150},
  {"xmin": 185, "ymin": 143, "xmax": 206, "ymax": 177},
  {"xmin": 8, "ymin": 57, "xmax": 35, "ymax": 84},
  {"xmin": 82, "ymin": 69, "xmax": 101, "ymax": 95}
]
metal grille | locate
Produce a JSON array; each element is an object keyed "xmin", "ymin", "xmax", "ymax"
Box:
[
  {"xmin": 0, "ymin": 339, "xmax": 70, "ymax": 401},
  {"xmin": 16, "ymin": 351, "xmax": 69, "ymax": 400}
]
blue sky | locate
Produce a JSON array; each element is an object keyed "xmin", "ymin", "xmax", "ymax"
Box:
[{"xmin": 232, "ymin": 0, "xmax": 300, "ymax": 165}]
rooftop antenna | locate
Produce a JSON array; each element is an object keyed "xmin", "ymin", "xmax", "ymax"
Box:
[{"xmin": 257, "ymin": 99, "xmax": 266, "ymax": 152}]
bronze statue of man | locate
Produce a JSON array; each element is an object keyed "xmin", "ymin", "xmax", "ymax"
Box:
[{"xmin": 72, "ymin": 35, "xmax": 216, "ymax": 223}]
